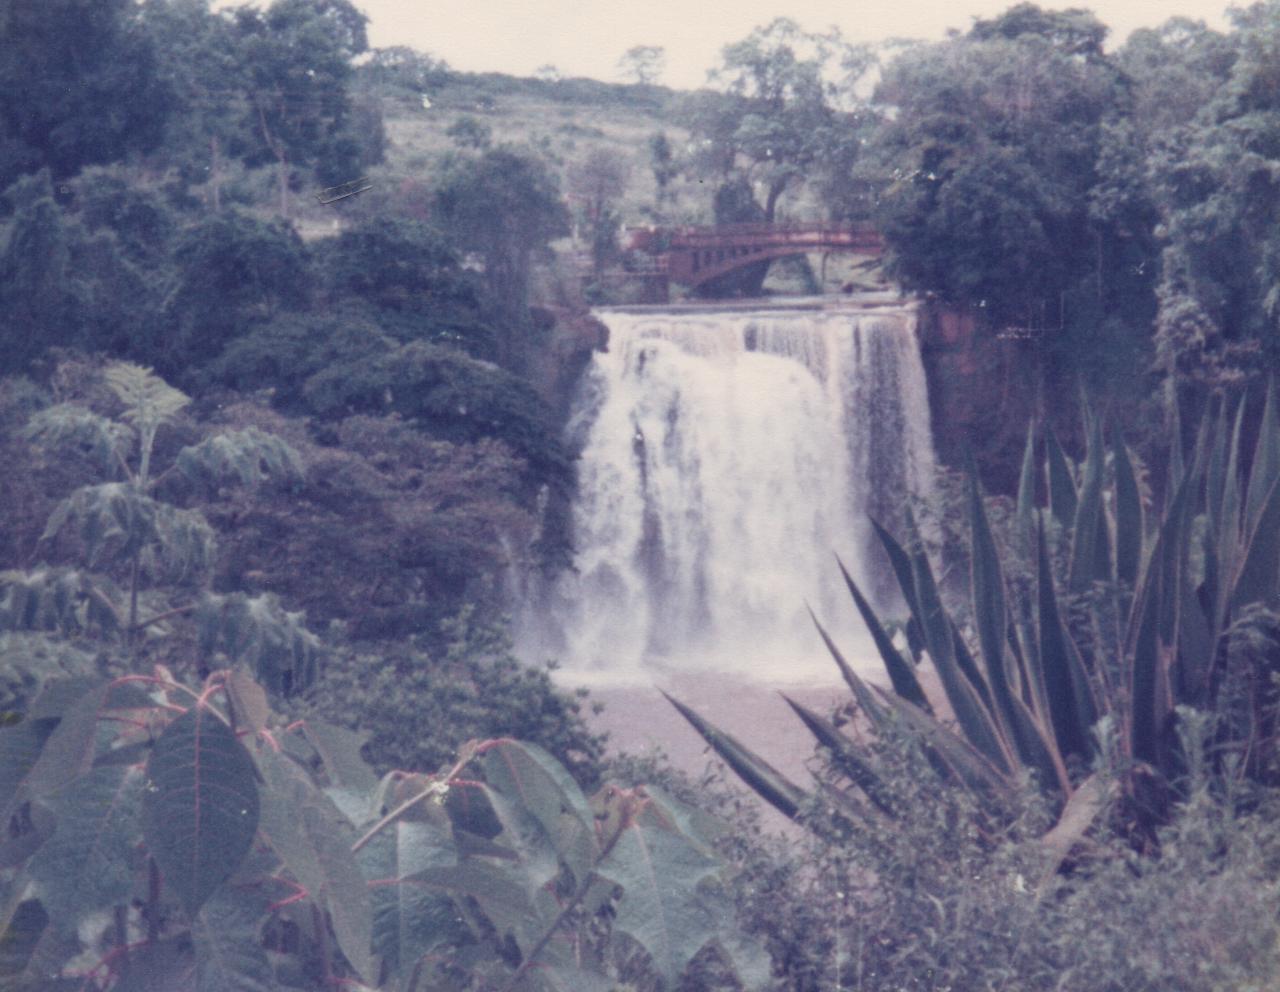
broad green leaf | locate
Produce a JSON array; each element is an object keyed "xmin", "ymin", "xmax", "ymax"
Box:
[
  {"xmin": 1229, "ymin": 475, "xmax": 1280, "ymax": 612},
  {"xmin": 174, "ymin": 427, "xmax": 303, "ymax": 492},
  {"xmin": 196, "ymin": 593, "xmax": 321, "ymax": 695},
  {"xmin": 254, "ymin": 747, "xmax": 374, "ymax": 982},
  {"xmin": 0, "ymin": 569, "xmax": 120, "ymax": 637},
  {"xmin": 868, "ymin": 517, "xmax": 922, "ymax": 619},
  {"xmin": 110, "ymin": 936, "xmax": 195, "ymax": 992},
  {"xmin": 662, "ymin": 692, "xmax": 809, "ymax": 821},
  {"xmin": 26, "ymin": 765, "xmax": 145, "ymax": 932},
  {"xmin": 1127, "ymin": 482, "xmax": 1191, "ymax": 764},
  {"xmin": 408, "ymin": 860, "xmax": 546, "ymax": 954},
  {"xmin": 143, "ymin": 705, "xmax": 261, "ymax": 917},
  {"xmin": 0, "ymin": 719, "xmax": 56, "ymax": 826},
  {"xmin": 1167, "ymin": 391, "xmax": 1185, "ymax": 493},
  {"xmin": 104, "ymin": 362, "xmax": 189, "ymax": 486},
  {"xmin": 0, "ymin": 900, "xmax": 49, "ymax": 980},
  {"xmin": 1215, "ymin": 397, "xmax": 1247, "ymax": 625},
  {"xmin": 1205, "ymin": 394, "xmax": 1229, "ymax": 527},
  {"xmin": 224, "ymin": 669, "xmax": 269, "ymax": 736},
  {"xmin": 357, "ymin": 818, "xmax": 461, "ymax": 976},
  {"xmin": 1045, "ymin": 426, "xmax": 1077, "ymax": 526},
  {"xmin": 712, "ymin": 930, "xmax": 773, "ymax": 991},
  {"xmin": 302, "ymin": 721, "xmax": 379, "ymax": 796},
  {"xmin": 905, "ymin": 518, "xmax": 1009, "ymax": 771},
  {"xmin": 191, "ymin": 886, "xmax": 274, "ymax": 992},
  {"xmin": 1016, "ymin": 421, "xmax": 1037, "ymax": 549},
  {"xmin": 22, "ymin": 403, "xmax": 132, "ymax": 479},
  {"xmin": 520, "ymin": 964, "xmax": 616, "ymax": 992},
  {"xmin": 966, "ymin": 474, "xmax": 1070, "ymax": 794},
  {"xmin": 834, "ymin": 557, "xmax": 929, "ymax": 710},
  {"xmin": 1176, "ymin": 564, "xmax": 1215, "ymax": 704},
  {"xmin": 42, "ymin": 483, "xmax": 215, "ymax": 580},
  {"xmin": 23, "ymin": 682, "xmax": 111, "ymax": 799},
  {"xmin": 480, "ymin": 740, "xmax": 596, "ymax": 886},
  {"xmin": 594, "ymin": 811, "xmax": 726, "ymax": 989},
  {"xmin": 871, "ymin": 687, "xmax": 1012, "ymax": 798}
]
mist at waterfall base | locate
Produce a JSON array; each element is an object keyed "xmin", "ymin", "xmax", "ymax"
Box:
[{"xmin": 522, "ymin": 298, "xmax": 938, "ymax": 686}]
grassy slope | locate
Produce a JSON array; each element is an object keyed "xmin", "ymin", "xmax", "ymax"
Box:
[{"xmin": 293, "ymin": 68, "xmax": 885, "ymax": 296}]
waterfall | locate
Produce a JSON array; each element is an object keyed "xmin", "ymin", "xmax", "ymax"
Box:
[{"xmin": 528, "ymin": 299, "xmax": 938, "ymax": 684}]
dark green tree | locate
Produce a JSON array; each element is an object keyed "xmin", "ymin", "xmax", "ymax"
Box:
[
  {"xmin": 445, "ymin": 115, "xmax": 493, "ymax": 150},
  {"xmin": 0, "ymin": 176, "xmax": 76, "ymax": 372},
  {"xmin": 567, "ymin": 147, "xmax": 630, "ymax": 276},
  {"xmin": 1143, "ymin": 4, "xmax": 1280, "ymax": 395},
  {"xmin": 648, "ymin": 131, "xmax": 679, "ymax": 210},
  {"xmin": 0, "ymin": 0, "xmax": 171, "ymax": 189},
  {"xmin": 430, "ymin": 147, "xmax": 570, "ymax": 363},
  {"xmin": 863, "ymin": 5, "xmax": 1142, "ymax": 385},
  {"xmin": 230, "ymin": 0, "xmax": 380, "ymax": 215},
  {"xmin": 688, "ymin": 18, "xmax": 872, "ymax": 221},
  {"xmin": 316, "ymin": 215, "xmax": 496, "ymax": 356},
  {"xmin": 138, "ymin": 0, "xmax": 248, "ymax": 210},
  {"xmin": 163, "ymin": 210, "xmax": 310, "ymax": 376}
]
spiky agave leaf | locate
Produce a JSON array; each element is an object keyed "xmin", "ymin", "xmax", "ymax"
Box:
[{"xmin": 661, "ymin": 691, "xmax": 810, "ymax": 821}]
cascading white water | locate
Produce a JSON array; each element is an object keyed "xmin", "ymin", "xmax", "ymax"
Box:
[{"xmin": 533, "ymin": 299, "xmax": 938, "ymax": 684}]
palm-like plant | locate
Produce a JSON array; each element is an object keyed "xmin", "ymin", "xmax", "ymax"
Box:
[
  {"xmin": 671, "ymin": 383, "xmax": 1280, "ymax": 843},
  {"xmin": 7, "ymin": 361, "xmax": 317, "ymax": 694}
]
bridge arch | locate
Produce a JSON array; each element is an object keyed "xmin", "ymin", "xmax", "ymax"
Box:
[{"xmin": 626, "ymin": 222, "xmax": 884, "ymax": 296}]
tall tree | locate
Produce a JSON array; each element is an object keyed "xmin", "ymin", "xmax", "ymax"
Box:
[
  {"xmin": 863, "ymin": 4, "xmax": 1136, "ymax": 381},
  {"xmin": 1143, "ymin": 4, "xmax": 1280, "ymax": 393},
  {"xmin": 431, "ymin": 147, "xmax": 570, "ymax": 364},
  {"xmin": 0, "ymin": 0, "xmax": 171, "ymax": 189},
  {"xmin": 230, "ymin": 0, "xmax": 378, "ymax": 216},
  {"xmin": 618, "ymin": 45, "xmax": 666, "ymax": 86},
  {"xmin": 567, "ymin": 148, "xmax": 630, "ymax": 275},
  {"xmin": 687, "ymin": 18, "xmax": 872, "ymax": 221},
  {"xmin": 138, "ymin": 0, "xmax": 249, "ymax": 211}
]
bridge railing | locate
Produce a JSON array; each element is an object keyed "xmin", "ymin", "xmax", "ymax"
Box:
[{"xmin": 625, "ymin": 221, "xmax": 880, "ymax": 252}]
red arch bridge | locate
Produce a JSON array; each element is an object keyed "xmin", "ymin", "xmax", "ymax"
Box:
[{"xmin": 623, "ymin": 221, "xmax": 884, "ymax": 296}]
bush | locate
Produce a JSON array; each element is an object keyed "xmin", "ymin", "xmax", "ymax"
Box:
[{"xmin": 296, "ymin": 610, "xmax": 608, "ymax": 788}]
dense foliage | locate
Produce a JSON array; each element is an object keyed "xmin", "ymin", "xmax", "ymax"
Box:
[
  {"xmin": 0, "ymin": 669, "xmax": 766, "ymax": 990},
  {"xmin": 674, "ymin": 385, "xmax": 1280, "ymax": 986},
  {"xmin": 6, "ymin": 3, "xmax": 1280, "ymax": 989}
]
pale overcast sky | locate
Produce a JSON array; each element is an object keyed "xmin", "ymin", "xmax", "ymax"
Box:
[{"xmin": 350, "ymin": 0, "xmax": 1238, "ymax": 88}]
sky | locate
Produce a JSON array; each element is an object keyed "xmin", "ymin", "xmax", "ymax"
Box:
[{"xmin": 352, "ymin": 0, "xmax": 1238, "ymax": 88}]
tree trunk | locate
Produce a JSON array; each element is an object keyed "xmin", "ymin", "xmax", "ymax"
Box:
[
  {"xmin": 277, "ymin": 153, "xmax": 289, "ymax": 219},
  {"xmin": 210, "ymin": 134, "xmax": 222, "ymax": 213},
  {"xmin": 764, "ymin": 180, "xmax": 786, "ymax": 222}
]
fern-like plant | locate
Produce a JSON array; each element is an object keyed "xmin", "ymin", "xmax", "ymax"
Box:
[{"xmin": 10, "ymin": 362, "xmax": 315, "ymax": 694}]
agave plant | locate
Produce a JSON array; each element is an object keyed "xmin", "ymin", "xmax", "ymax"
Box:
[{"xmin": 671, "ymin": 382, "xmax": 1280, "ymax": 841}]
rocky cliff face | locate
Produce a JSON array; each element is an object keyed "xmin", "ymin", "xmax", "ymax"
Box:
[{"xmin": 917, "ymin": 302, "xmax": 1040, "ymax": 492}]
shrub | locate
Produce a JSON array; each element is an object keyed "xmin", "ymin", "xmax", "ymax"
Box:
[{"xmin": 295, "ymin": 610, "xmax": 608, "ymax": 788}]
